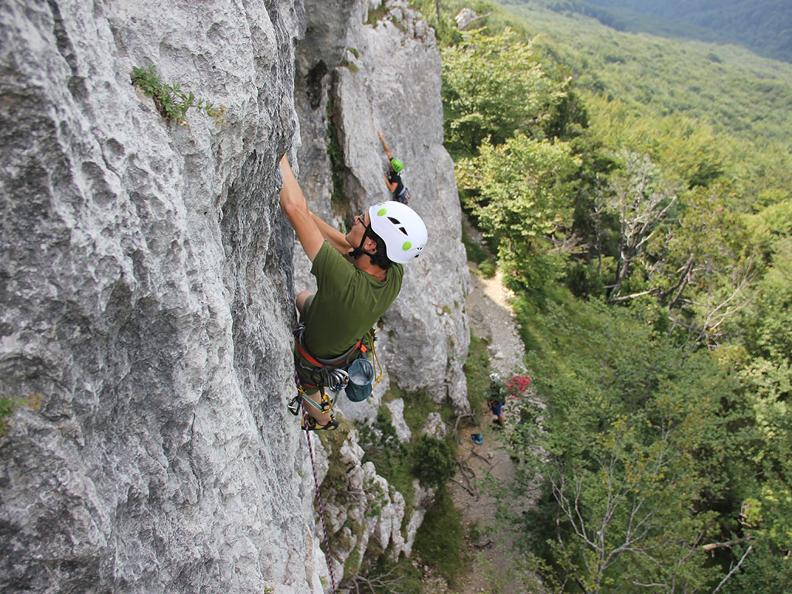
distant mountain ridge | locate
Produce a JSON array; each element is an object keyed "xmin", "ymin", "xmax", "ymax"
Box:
[{"xmin": 532, "ymin": 0, "xmax": 792, "ymax": 63}]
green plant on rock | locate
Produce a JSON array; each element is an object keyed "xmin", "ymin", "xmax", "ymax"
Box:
[
  {"xmin": 131, "ymin": 65, "xmax": 226, "ymax": 125},
  {"xmin": 464, "ymin": 331, "xmax": 492, "ymax": 419},
  {"xmin": 411, "ymin": 435, "xmax": 455, "ymax": 489},
  {"xmin": 476, "ymin": 259, "xmax": 496, "ymax": 278},
  {"xmin": 1, "ymin": 394, "xmax": 42, "ymax": 436}
]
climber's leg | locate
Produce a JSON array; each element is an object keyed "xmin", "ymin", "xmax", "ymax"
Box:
[{"xmin": 300, "ymin": 387, "xmax": 332, "ymax": 427}]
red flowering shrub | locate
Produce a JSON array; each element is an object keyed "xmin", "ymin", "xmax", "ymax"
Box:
[{"xmin": 504, "ymin": 374, "xmax": 532, "ymax": 398}]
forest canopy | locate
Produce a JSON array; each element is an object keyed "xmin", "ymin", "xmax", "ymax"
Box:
[
  {"xmin": 410, "ymin": 0, "xmax": 792, "ymax": 590},
  {"xmin": 522, "ymin": 0, "xmax": 792, "ymax": 64}
]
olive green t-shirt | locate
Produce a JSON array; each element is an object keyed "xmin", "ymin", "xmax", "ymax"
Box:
[{"xmin": 303, "ymin": 242, "xmax": 404, "ymax": 359}]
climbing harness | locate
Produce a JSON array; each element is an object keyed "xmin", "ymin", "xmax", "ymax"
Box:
[
  {"xmin": 288, "ymin": 325, "xmax": 384, "ymax": 430},
  {"xmin": 304, "ymin": 425, "xmax": 337, "ymax": 593}
]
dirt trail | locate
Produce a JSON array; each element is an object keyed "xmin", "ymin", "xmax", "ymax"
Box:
[{"xmin": 446, "ymin": 262, "xmax": 541, "ymax": 594}]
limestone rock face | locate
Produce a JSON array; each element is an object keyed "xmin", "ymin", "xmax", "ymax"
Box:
[
  {"xmin": 385, "ymin": 398, "xmax": 412, "ymax": 443},
  {"xmin": 1, "ymin": 0, "xmax": 472, "ymax": 590},
  {"xmin": 315, "ymin": 428, "xmax": 424, "ymax": 577},
  {"xmin": 0, "ymin": 1, "xmax": 324, "ymax": 592},
  {"xmin": 294, "ymin": 0, "xmax": 471, "ymax": 416}
]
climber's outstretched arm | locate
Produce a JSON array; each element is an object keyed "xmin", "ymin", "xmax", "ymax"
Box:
[
  {"xmin": 310, "ymin": 212, "xmax": 353, "ymax": 255},
  {"xmin": 279, "ymin": 155, "xmax": 323, "ymax": 261},
  {"xmin": 378, "ymin": 131, "xmax": 393, "ymax": 161}
]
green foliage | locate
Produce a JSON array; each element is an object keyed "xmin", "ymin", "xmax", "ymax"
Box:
[
  {"xmin": 510, "ymin": 291, "xmax": 744, "ymax": 590},
  {"xmin": 411, "ymin": 436, "xmax": 456, "ymax": 489},
  {"xmin": 0, "ymin": 394, "xmax": 42, "ymax": 436},
  {"xmin": 408, "ymin": 0, "xmax": 463, "ymax": 43},
  {"xmin": 462, "ymin": 222, "xmax": 498, "ymax": 277},
  {"xmin": 477, "ymin": 259, "xmax": 497, "ymax": 278},
  {"xmin": 441, "ymin": 28, "xmax": 571, "ymax": 155},
  {"xmin": 461, "ymin": 222, "xmax": 493, "ymax": 263},
  {"xmin": 352, "ymin": 555, "xmax": 424, "ymax": 593},
  {"xmin": 723, "ymin": 540, "xmax": 792, "ymax": 593},
  {"xmin": 499, "ymin": 1, "xmax": 792, "ymax": 146},
  {"xmin": 358, "ymin": 410, "xmax": 416, "ymax": 509},
  {"xmin": 464, "ymin": 332, "xmax": 493, "ymax": 420},
  {"xmin": 457, "ymin": 133, "xmax": 580, "ymax": 289},
  {"xmin": 366, "ymin": 4, "xmax": 390, "ymax": 26},
  {"xmin": 412, "ymin": 487, "xmax": 466, "ymax": 584},
  {"xmin": 730, "ymin": 237, "xmax": 792, "ymax": 583},
  {"xmin": 432, "ymin": 2, "xmax": 792, "ymax": 588},
  {"xmin": 131, "ymin": 65, "xmax": 226, "ymax": 125},
  {"xmin": 545, "ymin": 0, "xmax": 792, "ymax": 63},
  {"xmin": 390, "ymin": 385, "xmax": 456, "ymax": 436}
]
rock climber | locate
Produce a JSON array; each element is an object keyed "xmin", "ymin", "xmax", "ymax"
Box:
[
  {"xmin": 488, "ymin": 372, "xmax": 506, "ymax": 426},
  {"xmin": 378, "ymin": 131, "xmax": 410, "ymax": 204},
  {"xmin": 278, "ymin": 154, "xmax": 428, "ymax": 428}
]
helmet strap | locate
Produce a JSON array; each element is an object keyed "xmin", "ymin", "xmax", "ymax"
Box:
[{"xmin": 349, "ymin": 224, "xmax": 375, "ymax": 260}]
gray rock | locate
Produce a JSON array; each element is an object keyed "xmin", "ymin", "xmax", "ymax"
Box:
[
  {"xmin": 0, "ymin": 1, "xmax": 322, "ymax": 591},
  {"xmin": 316, "ymin": 429, "xmax": 425, "ymax": 583},
  {"xmin": 455, "ymin": 8, "xmax": 480, "ymax": 30},
  {"xmin": 402, "ymin": 481, "xmax": 435, "ymax": 556},
  {"xmin": 385, "ymin": 398, "xmax": 412, "ymax": 442},
  {"xmin": 422, "ymin": 412, "xmax": 447, "ymax": 439}
]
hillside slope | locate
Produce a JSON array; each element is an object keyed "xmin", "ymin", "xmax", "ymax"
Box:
[
  {"xmin": 499, "ymin": 1, "xmax": 792, "ymax": 146},
  {"xmin": 553, "ymin": 0, "xmax": 792, "ymax": 63}
]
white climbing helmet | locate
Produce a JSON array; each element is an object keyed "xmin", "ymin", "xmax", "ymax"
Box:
[{"xmin": 368, "ymin": 201, "xmax": 428, "ymax": 264}]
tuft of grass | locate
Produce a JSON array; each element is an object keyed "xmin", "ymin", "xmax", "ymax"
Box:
[
  {"xmin": 366, "ymin": 5, "xmax": 390, "ymax": 26},
  {"xmin": 464, "ymin": 331, "xmax": 492, "ymax": 421},
  {"xmin": 0, "ymin": 394, "xmax": 42, "ymax": 435},
  {"xmin": 412, "ymin": 487, "xmax": 466, "ymax": 585},
  {"xmin": 477, "ymin": 259, "xmax": 497, "ymax": 279},
  {"xmin": 131, "ymin": 65, "xmax": 226, "ymax": 125}
]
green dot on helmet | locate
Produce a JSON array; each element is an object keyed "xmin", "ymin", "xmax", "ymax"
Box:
[
  {"xmin": 402, "ymin": 241, "xmax": 412, "ymax": 251},
  {"xmin": 377, "ymin": 207, "xmax": 387, "ymax": 216}
]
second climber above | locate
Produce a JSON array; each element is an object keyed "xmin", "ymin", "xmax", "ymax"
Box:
[{"xmin": 378, "ymin": 131, "xmax": 411, "ymax": 204}]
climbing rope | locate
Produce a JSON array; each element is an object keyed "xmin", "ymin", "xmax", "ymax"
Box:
[
  {"xmin": 304, "ymin": 409, "xmax": 337, "ymax": 594},
  {"xmin": 366, "ymin": 329, "xmax": 384, "ymax": 386}
]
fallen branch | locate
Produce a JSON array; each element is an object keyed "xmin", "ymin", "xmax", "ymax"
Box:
[
  {"xmin": 453, "ymin": 413, "xmax": 475, "ymax": 436},
  {"xmin": 470, "ymin": 448, "xmax": 492, "ymax": 465},
  {"xmin": 451, "ymin": 477, "xmax": 477, "ymax": 497},
  {"xmin": 712, "ymin": 545, "xmax": 753, "ymax": 593},
  {"xmin": 702, "ymin": 537, "xmax": 751, "ymax": 553},
  {"xmin": 609, "ymin": 288, "xmax": 659, "ymax": 303}
]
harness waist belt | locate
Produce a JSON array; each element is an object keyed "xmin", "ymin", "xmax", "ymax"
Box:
[{"xmin": 295, "ymin": 327, "xmax": 363, "ymax": 369}]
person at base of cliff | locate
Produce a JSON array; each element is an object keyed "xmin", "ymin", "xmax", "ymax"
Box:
[
  {"xmin": 278, "ymin": 154, "xmax": 428, "ymax": 428},
  {"xmin": 488, "ymin": 372, "xmax": 506, "ymax": 426},
  {"xmin": 378, "ymin": 131, "xmax": 411, "ymax": 204}
]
